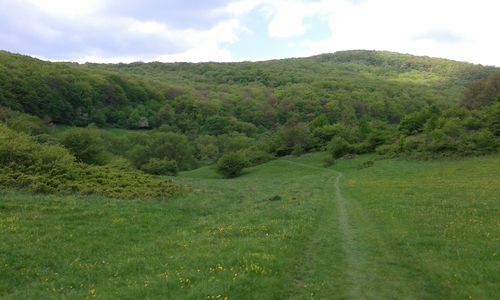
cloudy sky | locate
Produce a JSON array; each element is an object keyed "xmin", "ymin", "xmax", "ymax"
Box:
[{"xmin": 1, "ymin": 0, "xmax": 499, "ymax": 66}]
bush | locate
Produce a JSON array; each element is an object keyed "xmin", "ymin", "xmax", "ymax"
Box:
[
  {"xmin": 141, "ymin": 158, "xmax": 178, "ymax": 176},
  {"xmin": 216, "ymin": 152, "xmax": 249, "ymax": 178},
  {"xmin": 0, "ymin": 107, "xmax": 52, "ymax": 135},
  {"xmin": 59, "ymin": 127, "xmax": 109, "ymax": 165},
  {"xmin": 0, "ymin": 125, "xmax": 38, "ymax": 166},
  {"xmin": 0, "ymin": 125, "xmax": 182, "ymax": 200},
  {"xmin": 126, "ymin": 131, "xmax": 195, "ymax": 171},
  {"xmin": 0, "ymin": 127, "xmax": 75, "ymax": 181},
  {"xmin": 327, "ymin": 137, "xmax": 351, "ymax": 159},
  {"xmin": 375, "ymin": 143, "xmax": 400, "ymax": 157},
  {"xmin": 238, "ymin": 149, "xmax": 274, "ymax": 166}
]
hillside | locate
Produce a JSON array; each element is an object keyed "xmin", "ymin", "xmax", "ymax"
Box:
[
  {"xmin": 1, "ymin": 50, "xmax": 499, "ymax": 176},
  {"xmin": 1, "ymin": 50, "xmax": 497, "ymax": 128},
  {"xmin": 1, "ymin": 50, "xmax": 499, "ymax": 298}
]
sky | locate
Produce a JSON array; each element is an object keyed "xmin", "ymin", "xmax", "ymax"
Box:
[{"xmin": 1, "ymin": 0, "xmax": 499, "ymax": 66}]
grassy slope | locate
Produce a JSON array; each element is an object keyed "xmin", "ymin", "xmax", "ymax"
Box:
[
  {"xmin": 334, "ymin": 156, "xmax": 500, "ymax": 299},
  {"xmin": 1, "ymin": 154, "xmax": 499, "ymax": 299}
]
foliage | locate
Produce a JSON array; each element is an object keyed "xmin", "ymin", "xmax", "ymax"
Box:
[
  {"xmin": 0, "ymin": 125, "xmax": 181, "ymax": 199},
  {"xmin": 0, "ymin": 106, "xmax": 52, "ymax": 135},
  {"xmin": 125, "ymin": 131, "xmax": 195, "ymax": 171},
  {"xmin": 1, "ymin": 49, "xmax": 496, "ymax": 132},
  {"xmin": 382, "ymin": 99, "xmax": 499, "ymax": 158},
  {"xmin": 398, "ymin": 108, "xmax": 437, "ymax": 135},
  {"xmin": 140, "ymin": 158, "xmax": 178, "ymax": 176},
  {"xmin": 237, "ymin": 148, "xmax": 274, "ymax": 166},
  {"xmin": 216, "ymin": 152, "xmax": 249, "ymax": 178},
  {"xmin": 273, "ymin": 122, "xmax": 313, "ymax": 156},
  {"xmin": 328, "ymin": 136, "xmax": 352, "ymax": 159},
  {"xmin": 0, "ymin": 50, "xmax": 499, "ymax": 167},
  {"xmin": 195, "ymin": 134, "xmax": 220, "ymax": 163},
  {"xmin": 460, "ymin": 73, "xmax": 500, "ymax": 109},
  {"xmin": 59, "ymin": 127, "xmax": 109, "ymax": 165}
]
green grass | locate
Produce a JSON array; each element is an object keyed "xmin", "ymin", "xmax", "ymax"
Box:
[
  {"xmin": 333, "ymin": 155, "xmax": 500, "ymax": 299},
  {"xmin": 1, "ymin": 153, "xmax": 499, "ymax": 299}
]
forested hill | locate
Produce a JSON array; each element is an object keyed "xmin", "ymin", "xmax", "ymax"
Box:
[
  {"xmin": 1, "ymin": 50, "xmax": 497, "ymax": 129},
  {"xmin": 1, "ymin": 49, "xmax": 499, "ymax": 166}
]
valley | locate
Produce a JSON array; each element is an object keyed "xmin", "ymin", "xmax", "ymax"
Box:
[{"xmin": 1, "ymin": 154, "xmax": 498, "ymax": 299}]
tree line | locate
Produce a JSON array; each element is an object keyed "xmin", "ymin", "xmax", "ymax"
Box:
[{"xmin": 0, "ymin": 50, "xmax": 498, "ymax": 180}]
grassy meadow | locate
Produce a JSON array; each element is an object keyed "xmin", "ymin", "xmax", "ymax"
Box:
[{"xmin": 1, "ymin": 153, "xmax": 499, "ymax": 299}]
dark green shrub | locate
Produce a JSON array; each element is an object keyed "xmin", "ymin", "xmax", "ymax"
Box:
[
  {"xmin": 273, "ymin": 122, "xmax": 313, "ymax": 156},
  {"xmin": 398, "ymin": 110, "xmax": 433, "ymax": 135},
  {"xmin": 327, "ymin": 137, "xmax": 351, "ymax": 159},
  {"xmin": 126, "ymin": 144, "xmax": 150, "ymax": 168},
  {"xmin": 147, "ymin": 132, "xmax": 194, "ymax": 170},
  {"xmin": 59, "ymin": 127, "xmax": 109, "ymax": 165},
  {"xmin": 217, "ymin": 133, "xmax": 254, "ymax": 153},
  {"xmin": 195, "ymin": 135, "xmax": 219, "ymax": 163},
  {"xmin": 375, "ymin": 144, "xmax": 400, "ymax": 157},
  {"xmin": 216, "ymin": 152, "xmax": 249, "ymax": 178},
  {"xmin": 141, "ymin": 158, "xmax": 178, "ymax": 176},
  {"xmin": 203, "ymin": 116, "xmax": 234, "ymax": 135},
  {"xmin": 126, "ymin": 131, "xmax": 195, "ymax": 171}
]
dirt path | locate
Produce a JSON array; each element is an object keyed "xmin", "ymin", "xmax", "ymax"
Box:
[
  {"xmin": 281, "ymin": 159, "xmax": 417, "ymax": 299},
  {"xmin": 333, "ymin": 171, "xmax": 365, "ymax": 299},
  {"xmin": 281, "ymin": 160, "xmax": 367, "ymax": 297}
]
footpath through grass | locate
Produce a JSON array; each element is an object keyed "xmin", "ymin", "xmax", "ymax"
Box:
[{"xmin": 1, "ymin": 153, "xmax": 498, "ymax": 299}]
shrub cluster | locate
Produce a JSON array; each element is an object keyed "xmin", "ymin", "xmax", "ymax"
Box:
[
  {"xmin": 0, "ymin": 125, "xmax": 181, "ymax": 200},
  {"xmin": 140, "ymin": 158, "xmax": 178, "ymax": 176},
  {"xmin": 377, "ymin": 102, "xmax": 499, "ymax": 158}
]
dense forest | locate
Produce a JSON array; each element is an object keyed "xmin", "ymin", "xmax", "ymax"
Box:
[{"xmin": 0, "ymin": 50, "xmax": 499, "ymax": 196}]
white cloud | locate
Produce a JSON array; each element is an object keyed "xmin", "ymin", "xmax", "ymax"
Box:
[
  {"xmin": 267, "ymin": 2, "xmax": 311, "ymax": 37},
  {"xmin": 221, "ymin": 0, "xmax": 325, "ymax": 38},
  {"xmin": 2, "ymin": 0, "xmax": 500, "ymax": 65},
  {"xmin": 225, "ymin": 0, "xmax": 499, "ymax": 65},
  {"xmin": 2, "ymin": 0, "xmax": 247, "ymax": 63},
  {"xmin": 155, "ymin": 43, "xmax": 234, "ymax": 63},
  {"xmin": 155, "ymin": 19, "xmax": 242, "ymax": 62},
  {"xmin": 72, "ymin": 18, "xmax": 242, "ymax": 63},
  {"xmin": 292, "ymin": 0, "xmax": 500, "ymax": 66},
  {"xmin": 26, "ymin": 0, "xmax": 105, "ymax": 18},
  {"xmin": 233, "ymin": 0, "xmax": 328, "ymax": 38},
  {"xmin": 221, "ymin": 0, "xmax": 268, "ymax": 16}
]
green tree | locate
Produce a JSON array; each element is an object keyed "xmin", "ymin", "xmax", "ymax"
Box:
[
  {"xmin": 59, "ymin": 127, "xmax": 108, "ymax": 165},
  {"xmin": 328, "ymin": 136, "xmax": 351, "ymax": 159},
  {"xmin": 216, "ymin": 152, "xmax": 249, "ymax": 178},
  {"xmin": 273, "ymin": 122, "xmax": 312, "ymax": 156}
]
